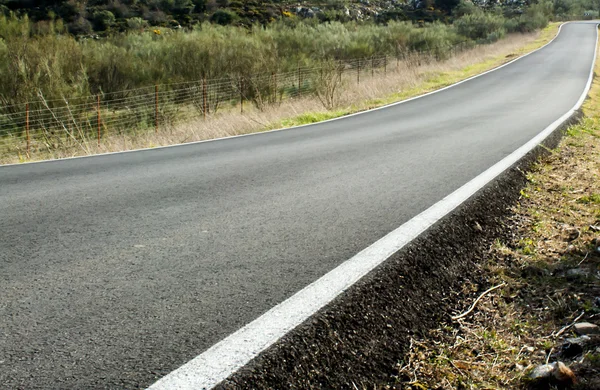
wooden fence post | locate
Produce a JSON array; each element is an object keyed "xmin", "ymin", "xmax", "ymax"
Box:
[
  {"xmin": 298, "ymin": 62, "xmax": 302, "ymax": 93},
  {"xmin": 97, "ymin": 95, "xmax": 101, "ymax": 147},
  {"xmin": 25, "ymin": 103, "xmax": 30, "ymax": 157},
  {"xmin": 357, "ymin": 58, "xmax": 360, "ymax": 84},
  {"xmin": 154, "ymin": 85, "xmax": 159, "ymax": 134},
  {"xmin": 240, "ymin": 79, "xmax": 244, "ymax": 114},
  {"xmin": 203, "ymin": 78, "xmax": 207, "ymax": 120},
  {"xmin": 371, "ymin": 56, "xmax": 374, "ymax": 78},
  {"xmin": 384, "ymin": 56, "xmax": 387, "ymax": 75},
  {"xmin": 272, "ymin": 72, "xmax": 277, "ymax": 103}
]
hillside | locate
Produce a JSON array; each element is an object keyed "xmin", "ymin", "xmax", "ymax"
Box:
[{"xmin": 0, "ymin": 0, "xmax": 491, "ymax": 34}]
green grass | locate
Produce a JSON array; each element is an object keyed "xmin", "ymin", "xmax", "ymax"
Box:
[
  {"xmin": 277, "ymin": 110, "xmax": 352, "ymax": 128},
  {"xmin": 578, "ymin": 193, "xmax": 600, "ymax": 204}
]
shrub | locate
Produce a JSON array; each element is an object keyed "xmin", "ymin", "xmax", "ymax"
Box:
[
  {"xmin": 68, "ymin": 16, "xmax": 93, "ymax": 35},
  {"xmin": 454, "ymin": 11, "xmax": 506, "ymax": 42},
  {"xmin": 93, "ymin": 10, "xmax": 116, "ymax": 31},
  {"xmin": 583, "ymin": 10, "xmax": 600, "ymax": 20},
  {"xmin": 210, "ymin": 9, "xmax": 238, "ymax": 25},
  {"xmin": 504, "ymin": 4, "xmax": 550, "ymax": 34},
  {"xmin": 83, "ymin": 42, "xmax": 141, "ymax": 94},
  {"xmin": 408, "ymin": 22, "xmax": 461, "ymax": 59},
  {"xmin": 127, "ymin": 17, "xmax": 149, "ymax": 30},
  {"xmin": 453, "ymin": 0, "xmax": 478, "ymax": 17}
]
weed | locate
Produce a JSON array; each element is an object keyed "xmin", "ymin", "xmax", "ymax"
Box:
[{"xmin": 577, "ymin": 193, "xmax": 600, "ymax": 204}]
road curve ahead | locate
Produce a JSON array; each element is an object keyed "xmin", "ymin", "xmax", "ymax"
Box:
[{"xmin": 0, "ymin": 22, "xmax": 597, "ymax": 389}]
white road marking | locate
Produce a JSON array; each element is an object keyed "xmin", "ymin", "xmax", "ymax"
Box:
[{"xmin": 148, "ymin": 23, "xmax": 598, "ymax": 390}]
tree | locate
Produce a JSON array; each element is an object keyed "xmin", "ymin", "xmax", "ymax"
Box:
[
  {"xmin": 172, "ymin": 0, "xmax": 195, "ymax": 15},
  {"xmin": 93, "ymin": 9, "xmax": 115, "ymax": 30},
  {"xmin": 435, "ymin": 0, "xmax": 461, "ymax": 14},
  {"xmin": 210, "ymin": 8, "xmax": 237, "ymax": 25},
  {"xmin": 191, "ymin": 0, "xmax": 206, "ymax": 12}
]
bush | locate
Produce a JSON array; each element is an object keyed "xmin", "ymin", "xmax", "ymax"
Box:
[
  {"xmin": 126, "ymin": 17, "xmax": 149, "ymax": 31},
  {"xmin": 68, "ymin": 16, "xmax": 93, "ymax": 35},
  {"xmin": 583, "ymin": 10, "xmax": 600, "ymax": 20},
  {"xmin": 505, "ymin": 9, "xmax": 549, "ymax": 33},
  {"xmin": 453, "ymin": 1, "xmax": 478, "ymax": 17},
  {"xmin": 408, "ymin": 22, "xmax": 461, "ymax": 59},
  {"xmin": 93, "ymin": 10, "xmax": 116, "ymax": 31},
  {"xmin": 509, "ymin": 1, "xmax": 551, "ymax": 32},
  {"xmin": 210, "ymin": 9, "xmax": 238, "ymax": 25},
  {"xmin": 83, "ymin": 42, "xmax": 140, "ymax": 94},
  {"xmin": 454, "ymin": 11, "xmax": 506, "ymax": 42}
]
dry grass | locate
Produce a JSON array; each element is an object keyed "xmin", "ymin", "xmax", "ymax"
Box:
[
  {"xmin": 0, "ymin": 25, "xmax": 560, "ymax": 165},
  {"xmin": 392, "ymin": 29, "xmax": 600, "ymax": 390}
]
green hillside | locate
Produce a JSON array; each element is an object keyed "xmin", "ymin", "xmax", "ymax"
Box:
[{"xmin": 0, "ymin": 0, "xmax": 538, "ymax": 34}]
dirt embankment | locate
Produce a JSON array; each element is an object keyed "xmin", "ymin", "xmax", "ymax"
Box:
[{"xmin": 393, "ymin": 113, "xmax": 600, "ymax": 388}]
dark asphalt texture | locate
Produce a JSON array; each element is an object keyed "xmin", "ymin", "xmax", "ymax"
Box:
[{"xmin": 0, "ymin": 23, "xmax": 597, "ymax": 389}]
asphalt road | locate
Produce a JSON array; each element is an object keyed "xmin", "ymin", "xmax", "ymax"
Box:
[{"xmin": 0, "ymin": 23, "xmax": 597, "ymax": 389}]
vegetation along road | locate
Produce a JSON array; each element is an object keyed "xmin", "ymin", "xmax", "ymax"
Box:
[{"xmin": 0, "ymin": 22, "xmax": 597, "ymax": 389}]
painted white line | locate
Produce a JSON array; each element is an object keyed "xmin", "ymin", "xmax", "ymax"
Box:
[
  {"xmin": 148, "ymin": 23, "xmax": 598, "ymax": 390},
  {"xmin": 1, "ymin": 23, "xmax": 565, "ymax": 168}
]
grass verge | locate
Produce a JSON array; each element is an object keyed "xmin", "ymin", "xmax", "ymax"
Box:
[{"xmin": 393, "ymin": 26, "xmax": 600, "ymax": 390}]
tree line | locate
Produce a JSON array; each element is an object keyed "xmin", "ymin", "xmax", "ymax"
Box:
[
  {"xmin": 0, "ymin": 0, "xmax": 594, "ymax": 109},
  {"xmin": 1, "ymin": 0, "xmax": 592, "ymax": 35}
]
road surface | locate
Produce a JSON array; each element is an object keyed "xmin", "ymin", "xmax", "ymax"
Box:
[{"xmin": 0, "ymin": 22, "xmax": 597, "ymax": 389}]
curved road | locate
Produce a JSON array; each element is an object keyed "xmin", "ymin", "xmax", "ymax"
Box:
[{"xmin": 0, "ymin": 22, "xmax": 597, "ymax": 389}]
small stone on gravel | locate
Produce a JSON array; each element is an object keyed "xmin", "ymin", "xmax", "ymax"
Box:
[
  {"xmin": 574, "ymin": 322, "xmax": 600, "ymax": 335},
  {"xmin": 565, "ymin": 268, "xmax": 590, "ymax": 280},
  {"xmin": 530, "ymin": 363, "xmax": 556, "ymax": 380}
]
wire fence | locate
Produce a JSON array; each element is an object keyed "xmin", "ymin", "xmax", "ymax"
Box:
[{"xmin": 0, "ymin": 40, "xmax": 473, "ymax": 158}]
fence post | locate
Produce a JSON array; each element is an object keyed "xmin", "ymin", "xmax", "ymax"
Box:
[
  {"xmin": 154, "ymin": 85, "xmax": 159, "ymax": 134},
  {"xmin": 272, "ymin": 72, "xmax": 277, "ymax": 103},
  {"xmin": 357, "ymin": 58, "xmax": 360, "ymax": 84},
  {"xmin": 97, "ymin": 95, "xmax": 101, "ymax": 147},
  {"xmin": 297, "ymin": 62, "xmax": 302, "ymax": 93},
  {"xmin": 384, "ymin": 56, "xmax": 387, "ymax": 75},
  {"xmin": 203, "ymin": 78, "xmax": 207, "ymax": 120},
  {"xmin": 240, "ymin": 79, "xmax": 244, "ymax": 114},
  {"xmin": 371, "ymin": 56, "xmax": 374, "ymax": 78},
  {"xmin": 25, "ymin": 103, "xmax": 30, "ymax": 157}
]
